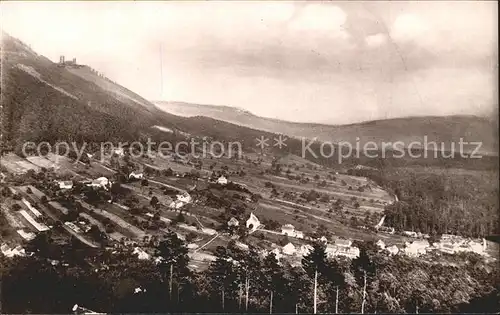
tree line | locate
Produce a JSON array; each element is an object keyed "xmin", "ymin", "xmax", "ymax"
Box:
[{"xmin": 1, "ymin": 231, "xmax": 498, "ymax": 314}]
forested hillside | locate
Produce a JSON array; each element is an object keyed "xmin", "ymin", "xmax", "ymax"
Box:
[{"xmin": 348, "ymin": 167, "xmax": 499, "ymax": 238}]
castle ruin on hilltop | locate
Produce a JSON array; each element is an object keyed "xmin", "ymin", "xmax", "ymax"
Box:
[{"xmin": 58, "ymin": 55, "xmax": 84, "ymax": 68}]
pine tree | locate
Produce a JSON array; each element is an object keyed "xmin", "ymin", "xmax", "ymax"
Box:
[
  {"xmin": 208, "ymin": 246, "xmax": 238, "ymax": 311},
  {"xmin": 262, "ymin": 253, "xmax": 285, "ymax": 314},
  {"xmin": 154, "ymin": 231, "xmax": 190, "ymax": 309},
  {"xmin": 302, "ymin": 242, "xmax": 328, "ymax": 314},
  {"xmin": 351, "ymin": 243, "xmax": 376, "ymax": 314},
  {"xmin": 230, "ymin": 245, "xmax": 261, "ymax": 311}
]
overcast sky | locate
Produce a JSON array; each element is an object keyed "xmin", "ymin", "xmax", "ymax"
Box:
[{"xmin": 2, "ymin": 1, "xmax": 498, "ymax": 124}]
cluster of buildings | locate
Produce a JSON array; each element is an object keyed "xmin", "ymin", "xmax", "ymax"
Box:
[
  {"xmin": 1, "ymin": 243, "xmax": 28, "ymax": 258},
  {"xmin": 376, "ymin": 234, "xmax": 489, "ymax": 258},
  {"xmin": 58, "ymin": 177, "xmax": 112, "ymax": 191},
  {"xmin": 281, "ymin": 224, "xmax": 304, "ymax": 239},
  {"xmin": 261, "ymin": 237, "xmax": 361, "ymax": 262},
  {"xmin": 325, "ymin": 239, "xmax": 360, "ymax": 259},
  {"xmin": 169, "ymin": 192, "xmax": 192, "ymax": 209}
]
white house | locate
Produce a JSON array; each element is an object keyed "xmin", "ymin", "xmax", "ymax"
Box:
[
  {"xmin": 282, "ymin": 242, "xmax": 296, "ymax": 255},
  {"xmin": 246, "ymin": 212, "xmax": 261, "ymax": 233},
  {"xmin": 133, "ymin": 247, "xmax": 150, "ymax": 260},
  {"xmin": 1, "ymin": 244, "xmax": 26, "ymax": 258},
  {"xmin": 386, "ymin": 245, "xmax": 399, "ymax": 256},
  {"xmin": 176, "ymin": 193, "xmax": 192, "ymax": 203},
  {"xmin": 319, "ymin": 236, "xmax": 328, "ymax": 244},
  {"xmin": 281, "ymin": 224, "xmax": 304, "ymax": 239},
  {"xmin": 217, "ymin": 176, "xmax": 228, "ymax": 185},
  {"xmin": 134, "ymin": 287, "xmax": 146, "ymax": 294},
  {"xmin": 58, "ymin": 180, "xmax": 73, "ymax": 190},
  {"xmin": 404, "ymin": 240, "xmax": 430, "ymax": 257},
  {"xmin": 403, "ymin": 231, "xmax": 418, "ymax": 238},
  {"xmin": 281, "ymin": 224, "xmax": 296, "ymax": 236},
  {"xmin": 129, "ymin": 172, "xmax": 144, "ymax": 180},
  {"xmin": 114, "ymin": 148, "xmax": 125, "ymax": 157},
  {"xmin": 87, "ymin": 177, "xmax": 110, "ymax": 190},
  {"xmin": 326, "ymin": 244, "xmax": 360, "ymax": 259},
  {"xmin": 295, "ymin": 231, "xmax": 305, "ymax": 239}
]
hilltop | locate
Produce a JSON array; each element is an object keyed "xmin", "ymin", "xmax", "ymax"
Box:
[{"xmin": 0, "ymin": 32, "xmax": 281, "ymax": 153}]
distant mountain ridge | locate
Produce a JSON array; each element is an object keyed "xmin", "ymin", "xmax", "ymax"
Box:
[{"xmin": 154, "ymin": 101, "xmax": 498, "ymax": 155}]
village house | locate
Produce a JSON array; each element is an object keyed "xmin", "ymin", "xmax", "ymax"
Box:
[
  {"xmin": 281, "ymin": 224, "xmax": 304, "ymax": 239},
  {"xmin": 86, "ymin": 177, "xmax": 110, "ymax": 190},
  {"xmin": 386, "ymin": 245, "xmax": 400, "ymax": 256},
  {"xmin": 176, "ymin": 193, "xmax": 192, "ymax": 204},
  {"xmin": 128, "ymin": 171, "xmax": 144, "ymax": 180},
  {"xmin": 403, "ymin": 231, "xmax": 418, "ymax": 238},
  {"xmin": 216, "ymin": 175, "xmax": 228, "ymax": 185},
  {"xmin": 114, "ymin": 148, "xmax": 125, "ymax": 157},
  {"xmin": 404, "ymin": 240, "xmax": 430, "ymax": 257},
  {"xmin": 282, "ymin": 242, "xmax": 296, "ymax": 255},
  {"xmin": 169, "ymin": 200, "xmax": 185, "ymax": 210},
  {"xmin": 58, "ymin": 180, "xmax": 73, "ymax": 190},
  {"xmin": 281, "ymin": 224, "xmax": 295, "ymax": 235},
  {"xmin": 1, "ymin": 244, "xmax": 26, "ymax": 258},
  {"xmin": 434, "ymin": 237, "xmax": 487, "ymax": 256},
  {"xmin": 325, "ymin": 244, "xmax": 360, "ymax": 259},
  {"xmin": 133, "ymin": 247, "xmax": 150, "ymax": 260},
  {"xmin": 322, "ymin": 238, "xmax": 360, "ymax": 259}
]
